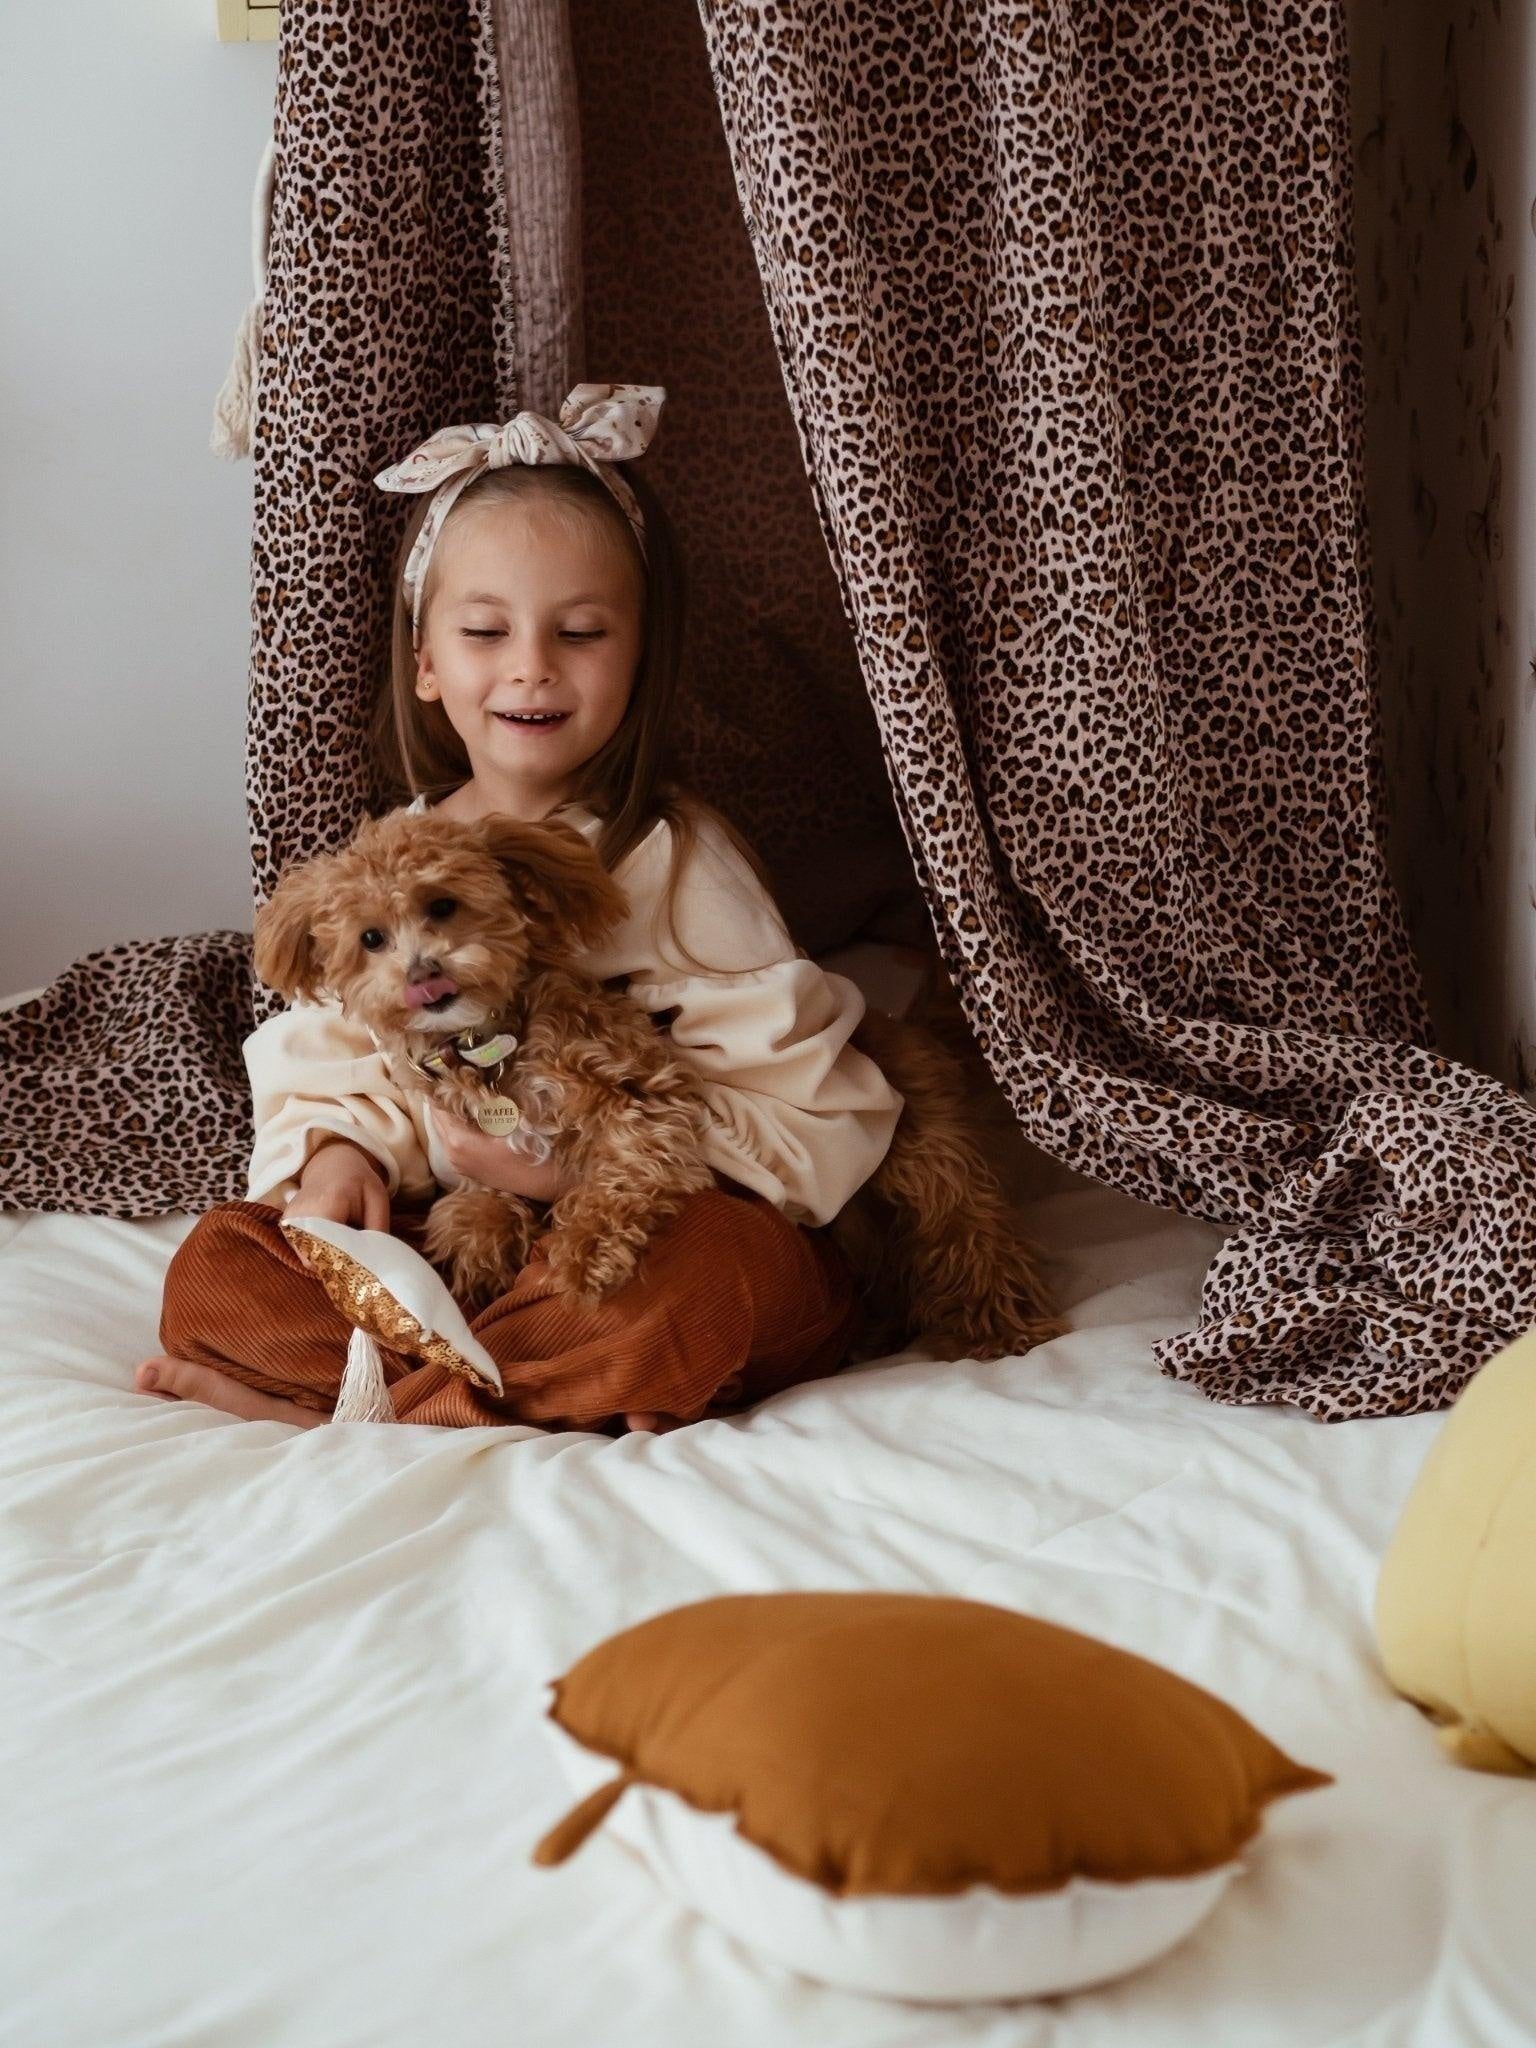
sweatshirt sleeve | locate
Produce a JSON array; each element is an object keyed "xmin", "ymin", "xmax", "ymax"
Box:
[
  {"xmin": 242, "ymin": 998, "xmax": 436, "ymax": 1209},
  {"xmin": 587, "ymin": 816, "xmax": 905, "ymax": 1226}
]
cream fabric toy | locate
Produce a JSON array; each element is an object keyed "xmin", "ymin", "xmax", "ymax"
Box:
[
  {"xmin": 1377, "ymin": 1324, "xmax": 1536, "ymax": 1774},
  {"xmin": 279, "ymin": 1214, "xmax": 503, "ymax": 1424}
]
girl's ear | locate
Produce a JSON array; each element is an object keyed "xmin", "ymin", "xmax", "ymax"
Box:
[
  {"xmin": 252, "ymin": 860, "xmax": 331, "ymax": 1001},
  {"xmin": 479, "ymin": 817, "xmax": 629, "ymax": 955}
]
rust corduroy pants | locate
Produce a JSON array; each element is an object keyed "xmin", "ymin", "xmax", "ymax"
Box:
[{"xmin": 159, "ymin": 1182, "xmax": 863, "ymax": 1431}]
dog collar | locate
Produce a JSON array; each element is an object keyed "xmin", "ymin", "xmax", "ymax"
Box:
[{"xmin": 400, "ymin": 1025, "xmax": 520, "ymax": 1085}]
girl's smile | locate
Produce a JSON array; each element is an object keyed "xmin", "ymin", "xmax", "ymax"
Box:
[
  {"xmin": 414, "ymin": 497, "xmax": 644, "ymax": 819},
  {"xmin": 490, "ymin": 707, "xmax": 573, "ymax": 734}
]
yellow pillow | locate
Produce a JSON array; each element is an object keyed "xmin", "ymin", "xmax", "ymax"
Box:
[
  {"xmin": 533, "ymin": 1592, "xmax": 1329, "ymax": 2002},
  {"xmin": 1376, "ymin": 1325, "xmax": 1536, "ymax": 1774}
]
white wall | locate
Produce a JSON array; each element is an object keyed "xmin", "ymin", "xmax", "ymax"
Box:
[{"xmin": 0, "ymin": 2, "xmax": 275, "ymax": 992}]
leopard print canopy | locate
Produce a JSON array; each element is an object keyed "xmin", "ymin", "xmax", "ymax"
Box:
[
  {"xmin": 1, "ymin": 0, "xmax": 1532, "ymax": 1421},
  {"xmin": 691, "ymin": 0, "xmax": 1536, "ymax": 1415}
]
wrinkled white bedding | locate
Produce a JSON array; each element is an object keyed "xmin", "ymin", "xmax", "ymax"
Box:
[{"xmin": 1, "ymin": 1170, "xmax": 1531, "ymax": 2048}]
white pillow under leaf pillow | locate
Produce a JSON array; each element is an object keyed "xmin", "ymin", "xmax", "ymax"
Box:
[{"xmin": 533, "ymin": 1592, "xmax": 1330, "ymax": 2004}]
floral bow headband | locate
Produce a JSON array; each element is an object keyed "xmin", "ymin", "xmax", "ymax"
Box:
[{"xmin": 373, "ymin": 382, "xmax": 665, "ymax": 646}]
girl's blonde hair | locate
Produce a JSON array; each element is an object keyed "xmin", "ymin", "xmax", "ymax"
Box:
[{"xmin": 371, "ymin": 460, "xmax": 782, "ymax": 971}]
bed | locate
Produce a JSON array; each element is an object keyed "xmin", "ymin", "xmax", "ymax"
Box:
[{"xmin": 2, "ymin": 1154, "xmax": 1532, "ymax": 2046}]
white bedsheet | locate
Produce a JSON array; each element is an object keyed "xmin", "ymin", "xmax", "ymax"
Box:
[{"xmin": 1, "ymin": 1174, "xmax": 1531, "ymax": 2048}]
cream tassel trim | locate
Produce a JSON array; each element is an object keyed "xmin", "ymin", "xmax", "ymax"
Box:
[
  {"xmin": 332, "ymin": 1326, "xmax": 397, "ymax": 1425},
  {"xmin": 210, "ymin": 133, "xmax": 274, "ymax": 462},
  {"xmin": 210, "ymin": 295, "xmax": 263, "ymax": 460}
]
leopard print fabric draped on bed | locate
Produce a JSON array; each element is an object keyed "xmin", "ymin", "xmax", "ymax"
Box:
[{"xmin": 2, "ymin": 0, "xmax": 1532, "ymax": 1419}]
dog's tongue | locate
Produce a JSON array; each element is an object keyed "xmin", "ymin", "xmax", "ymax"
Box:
[{"xmin": 403, "ymin": 974, "xmax": 459, "ymax": 1011}]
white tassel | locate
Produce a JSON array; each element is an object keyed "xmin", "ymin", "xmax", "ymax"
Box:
[
  {"xmin": 332, "ymin": 1326, "xmax": 397, "ymax": 1425},
  {"xmin": 210, "ymin": 134, "xmax": 274, "ymax": 462},
  {"xmin": 209, "ymin": 295, "xmax": 262, "ymax": 460}
]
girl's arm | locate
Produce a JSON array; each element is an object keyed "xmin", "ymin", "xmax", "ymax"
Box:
[
  {"xmin": 629, "ymin": 954, "xmax": 903, "ymax": 1224},
  {"xmin": 597, "ymin": 814, "xmax": 905, "ymax": 1226},
  {"xmin": 244, "ymin": 999, "xmax": 435, "ymax": 1210},
  {"xmin": 424, "ymin": 1105, "xmax": 576, "ymax": 1202},
  {"xmin": 283, "ymin": 1133, "xmax": 392, "ymax": 1228}
]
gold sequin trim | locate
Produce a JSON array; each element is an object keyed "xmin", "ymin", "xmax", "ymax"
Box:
[{"xmin": 285, "ymin": 1233, "xmax": 497, "ymax": 1388}]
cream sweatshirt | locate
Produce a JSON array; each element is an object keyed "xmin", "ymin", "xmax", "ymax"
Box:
[{"xmin": 243, "ymin": 799, "xmax": 905, "ymax": 1227}]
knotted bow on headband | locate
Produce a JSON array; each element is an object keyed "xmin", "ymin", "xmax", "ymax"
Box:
[{"xmin": 373, "ymin": 382, "xmax": 665, "ymax": 645}]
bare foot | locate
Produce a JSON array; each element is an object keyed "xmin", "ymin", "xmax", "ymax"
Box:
[
  {"xmin": 135, "ymin": 1356, "xmax": 326, "ymax": 1429},
  {"xmin": 623, "ymin": 1412, "xmax": 686, "ymax": 1435}
]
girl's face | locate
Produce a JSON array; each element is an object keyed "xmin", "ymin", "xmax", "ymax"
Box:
[{"xmin": 416, "ymin": 496, "xmax": 644, "ymax": 812}]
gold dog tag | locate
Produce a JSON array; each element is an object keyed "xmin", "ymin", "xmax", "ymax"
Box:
[{"xmin": 474, "ymin": 1099, "xmax": 522, "ymax": 1136}]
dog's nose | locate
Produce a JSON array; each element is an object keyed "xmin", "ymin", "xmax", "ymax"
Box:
[
  {"xmin": 407, "ymin": 953, "xmax": 442, "ymax": 985},
  {"xmin": 401, "ymin": 960, "xmax": 461, "ymax": 1011}
]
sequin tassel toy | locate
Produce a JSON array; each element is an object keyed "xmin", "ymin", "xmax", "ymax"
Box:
[{"xmin": 279, "ymin": 1216, "xmax": 505, "ymax": 1425}]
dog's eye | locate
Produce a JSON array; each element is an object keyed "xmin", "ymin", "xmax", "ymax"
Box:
[
  {"xmin": 359, "ymin": 928, "xmax": 388, "ymax": 952},
  {"xmin": 426, "ymin": 897, "xmax": 458, "ymax": 921}
]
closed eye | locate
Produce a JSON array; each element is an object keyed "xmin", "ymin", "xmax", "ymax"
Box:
[{"xmin": 460, "ymin": 629, "xmax": 605, "ymax": 641}]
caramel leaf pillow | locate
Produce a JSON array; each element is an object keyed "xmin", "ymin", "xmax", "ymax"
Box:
[{"xmin": 533, "ymin": 1592, "xmax": 1329, "ymax": 2003}]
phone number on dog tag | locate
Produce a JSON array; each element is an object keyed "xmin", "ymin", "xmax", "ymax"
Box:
[{"xmin": 474, "ymin": 1099, "xmax": 522, "ymax": 1136}]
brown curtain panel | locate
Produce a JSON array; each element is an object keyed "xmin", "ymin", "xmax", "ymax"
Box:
[{"xmin": 570, "ymin": 0, "xmax": 927, "ymax": 959}]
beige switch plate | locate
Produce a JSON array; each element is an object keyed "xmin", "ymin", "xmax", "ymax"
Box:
[{"xmin": 218, "ymin": 0, "xmax": 280, "ymax": 41}]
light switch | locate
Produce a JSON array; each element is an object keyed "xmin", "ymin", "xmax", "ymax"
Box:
[{"xmin": 218, "ymin": 0, "xmax": 281, "ymax": 42}]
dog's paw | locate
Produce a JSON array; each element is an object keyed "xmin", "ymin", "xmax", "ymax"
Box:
[
  {"xmin": 544, "ymin": 1227, "xmax": 640, "ymax": 1305},
  {"xmin": 424, "ymin": 1188, "xmax": 535, "ymax": 1308}
]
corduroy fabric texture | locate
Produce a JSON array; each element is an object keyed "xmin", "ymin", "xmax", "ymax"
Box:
[{"xmin": 158, "ymin": 1181, "xmax": 861, "ymax": 1432}]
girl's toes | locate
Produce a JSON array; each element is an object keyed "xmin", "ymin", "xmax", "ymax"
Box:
[
  {"xmin": 137, "ymin": 1355, "xmax": 322, "ymax": 1427},
  {"xmin": 139, "ymin": 1355, "xmax": 212, "ymax": 1404},
  {"xmin": 136, "ymin": 1357, "xmax": 180, "ymax": 1399},
  {"xmin": 159, "ymin": 1359, "xmax": 210, "ymax": 1402}
]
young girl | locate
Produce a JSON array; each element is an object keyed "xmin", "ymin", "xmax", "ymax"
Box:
[{"xmin": 136, "ymin": 383, "xmax": 905, "ymax": 1436}]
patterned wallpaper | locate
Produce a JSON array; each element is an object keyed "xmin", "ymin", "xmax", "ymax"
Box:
[{"xmin": 1347, "ymin": 0, "xmax": 1535, "ymax": 1089}]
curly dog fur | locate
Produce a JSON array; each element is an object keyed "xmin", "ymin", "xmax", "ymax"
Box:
[
  {"xmin": 253, "ymin": 810, "xmax": 713, "ymax": 1308},
  {"xmin": 255, "ymin": 809, "xmax": 1059, "ymax": 1354},
  {"xmin": 837, "ymin": 998, "xmax": 1061, "ymax": 1360}
]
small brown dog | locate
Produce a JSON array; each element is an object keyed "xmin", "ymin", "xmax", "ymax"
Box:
[
  {"xmin": 253, "ymin": 810, "xmax": 714, "ymax": 1307},
  {"xmin": 255, "ymin": 808, "xmax": 1059, "ymax": 1355}
]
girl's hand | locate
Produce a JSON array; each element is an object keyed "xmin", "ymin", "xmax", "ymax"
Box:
[
  {"xmin": 286, "ymin": 1137, "xmax": 391, "ymax": 1230},
  {"xmin": 429, "ymin": 1104, "xmax": 571, "ymax": 1202}
]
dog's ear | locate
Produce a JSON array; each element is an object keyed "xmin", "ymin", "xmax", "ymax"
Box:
[
  {"xmin": 479, "ymin": 816, "xmax": 628, "ymax": 955},
  {"xmin": 252, "ymin": 858, "xmax": 332, "ymax": 1001}
]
